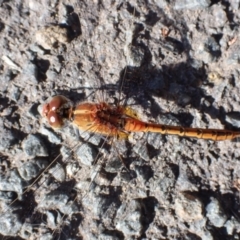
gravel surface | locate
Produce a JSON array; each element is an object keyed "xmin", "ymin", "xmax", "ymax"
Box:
[{"xmin": 1, "ymin": 0, "xmax": 240, "ymax": 239}]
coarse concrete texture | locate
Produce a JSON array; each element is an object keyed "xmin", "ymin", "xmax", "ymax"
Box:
[{"xmin": 0, "ymin": 0, "xmax": 240, "ymax": 239}]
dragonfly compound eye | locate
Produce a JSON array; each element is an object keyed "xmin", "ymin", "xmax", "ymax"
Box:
[
  {"xmin": 47, "ymin": 111, "xmax": 64, "ymax": 128},
  {"xmin": 42, "ymin": 95, "xmax": 73, "ymax": 128},
  {"xmin": 48, "ymin": 95, "xmax": 71, "ymax": 112}
]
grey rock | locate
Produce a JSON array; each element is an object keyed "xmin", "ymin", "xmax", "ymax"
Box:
[
  {"xmin": 150, "ymin": 166, "xmax": 176, "ymax": 204},
  {"xmin": 60, "ymin": 145, "xmax": 72, "ymax": 159},
  {"xmin": 39, "ymin": 126, "xmax": 62, "ymax": 144},
  {"xmin": 146, "ymin": 221, "xmax": 168, "ymax": 239},
  {"xmin": 21, "ymin": 61, "xmax": 38, "ymax": 84},
  {"xmin": 22, "ymin": 134, "xmax": 48, "ymax": 157},
  {"xmin": 62, "ymin": 125, "xmax": 80, "ymax": 143},
  {"xmin": 93, "ymin": 194, "xmax": 114, "ymax": 217},
  {"xmin": 175, "ymin": 193, "xmax": 203, "ymax": 221},
  {"xmin": 204, "ymin": 37, "xmax": 221, "ymax": 60},
  {"xmin": 0, "ymin": 170, "xmax": 23, "ymax": 194},
  {"xmin": 174, "ymin": 0, "xmax": 210, "ymax": 10},
  {"xmin": 0, "ymin": 191, "xmax": 15, "ymax": 201},
  {"xmin": 0, "ymin": 213, "xmax": 22, "ymax": 236},
  {"xmin": 176, "ymin": 163, "xmax": 199, "ymax": 192},
  {"xmin": 147, "ymin": 132, "xmax": 163, "ymax": 149},
  {"xmin": 200, "ymin": 230, "xmax": 213, "ymax": 240},
  {"xmin": 19, "ymin": 223, "xmax": 33, "ymax": 239},
  {"xmin": 133, "ymin": 140, "xmax": 150, "ymax": 161},
  {"xmin": 0, "ymin": 128, "xmax": 16, "ymax": 151},
  {"xmin": 39, "ymin": 233, "xmax": 55, "ymax": 240},
  {"xmin": 153, "ymin": 0, "xmax": 168, "ymax": 8},
  {"xmin": 225, "ymin": 44, "xmax": 240, "ymax": 65},
  {"xmin": 0, "ymin": 70, "xmax": 11, "ymax": 91},
  {"xmin": 45, "ymin": 55, "xmax": 62, "ymax": 73},
  {"xmin": 9, "ymin": 84, "xmax": 21, "ymax": 101},
  {"xmin": 105, "ymin": 157, "xmax": 123, "ymax": 173},
  {"xmin": 18, "ymin": 159, "xmax": 48, "ymax": 181},
  {"xmin": 229, "ymin": 0, "xmax": 240, "ymax": 10},
  {"xmin": 115, "ymin": 199, "xmax": 143, "ymax": 237},
  {"xmin": 1, "ymin": 55, "xmax": 21, "ymax": 72},
  {"xmin": 81, "ymin": 190, "xmax": 118, "ymax": 221},
  {"xmin": 80, "ymin": 130, "xmax": 102, "ymax": 146},
  {"xmin": 206, "ymin": 197, "xmax": 227, "ymax": 227},
  {"xmin": 0, "ymin": 106, "xmax": 13, "ymax": 117},
  {"xmin": 46, "ymin": 69, "xmax": 58, "ymax": 80},
  {"xmin": 187, "ymin": 218, "xmax": 213, "ymax": 240},
  {"xmin": 224, "ymin": 217, "xmax": 240, "ymax": 235},
  {"xmin": 135, "ymin": 165, "xmax": 152, "ymax": 182},
  {"xmin": 192, "ymin": 45, "xmax": 213, "ymax": 64},
  {"xmin": 209, "ymin": 4, "xmax": 228, "ymax": 28},
  {"xmin": 76, "ymin": 143, "xmax": 98, "ymax": 166},
  {"xmin": 34, "ymin": 26, "xmax": 69, "ymax": 50},
  {"xmin": 49, "ymin": 162, "xmax": 66, "ymax": 182},
  {"xmin": 37, "ymin": 191, "xmax": 77, "ymax": 215},
  {"xmin": 29, "ymin": 43, "xmax": 46, "ymax": 55},
  {"xmin": 45, "ymin": 210, "xmax": 62, "ymax": 229},
  {"xmin": 120, "ymin": 171, "xmax": 133, "ymax": 182},
  {"xmin": 66, "ymin": 162, "xmax": 81, "ymax": 178}
]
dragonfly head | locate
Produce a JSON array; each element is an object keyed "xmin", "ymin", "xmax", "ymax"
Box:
[{"xmin": 42, "ymin": 95, "xmax": 72, "ymax": 128}]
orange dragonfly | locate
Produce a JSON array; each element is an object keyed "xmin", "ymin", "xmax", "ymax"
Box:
[{"xmin": 42, "ymin": 95, "xmax": 240, "ymax": 141}]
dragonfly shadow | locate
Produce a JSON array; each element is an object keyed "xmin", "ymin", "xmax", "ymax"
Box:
[
  {"xmin": 140, "ymin": 197, "xmax": 158, "ymax": 237},
  {"xmin": 114, "ymin": 62, "xmax": 206, "ymax": 126},
  {"xmin": 113, "ymin": 62, "xmax": 233, "ymax": 129},
  {"xmin": 13, "ymin": 190, "xmax": 37, "ymax": 221}
]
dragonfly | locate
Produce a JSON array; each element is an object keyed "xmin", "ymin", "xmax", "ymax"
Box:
[{"xmin": 43, "ymin": 95, "xmax": 240, "ymax": 141}]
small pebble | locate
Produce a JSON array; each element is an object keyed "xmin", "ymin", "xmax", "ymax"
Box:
[
  {"xmin": 22, "ymin": 134, "xmax": 48, "ymax": 157},
  {"xmin": 115, "ymin": 200, "xmax": 143, "ymax": 237},
  {"xmin": 174, "ymin": 0, "xmax": 210, "ymax": 10},
  {"xmin": 39, "ymin": 126, "xmax": 62, "ymax": 144},
  {"xmin": 206, "ymin": 197, "xmax": 227, "ymax": 227},
  {"xmin": 76, "ymin": 143, "xmax": 98, "ymax": 166},
  {"xmin": 175, "ymin": 193, "xmax": 203, "ymax": 221},
  {"xmin": 35, "ymin": 25, "xmax": 69, "ymax": 50},
  {"xmin": 0, "ymin": 213, "xmax": 22, "ymax": 236}
]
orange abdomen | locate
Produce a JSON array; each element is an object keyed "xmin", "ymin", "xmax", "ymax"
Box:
[{"xmin": 124, "ymin": 118, "xmax": 240, "ymax": 141}]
